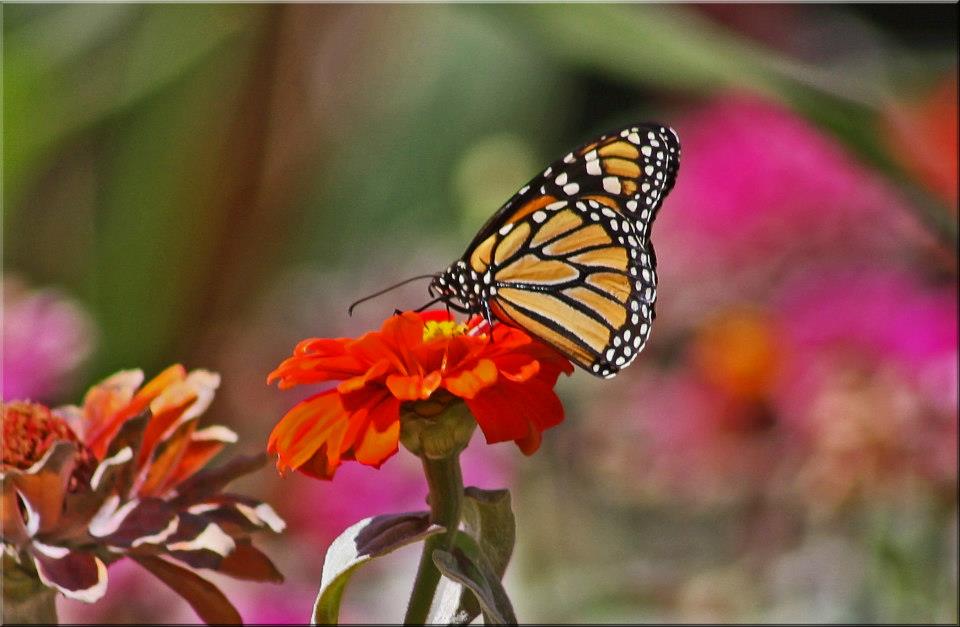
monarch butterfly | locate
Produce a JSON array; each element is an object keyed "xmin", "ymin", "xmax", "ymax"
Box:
[{"xmin": 428, "ymin": 123, "xmax": 680, "ymax": 378}]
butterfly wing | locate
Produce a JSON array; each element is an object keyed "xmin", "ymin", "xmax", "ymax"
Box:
[
  {"xmin": 465, "ymin": 123, "xmax": 679, "ymax": 252},
  {"xmin": 456, "ymin": 124, "xmax": 679, "ymax": 378},
  {"xmin": 476, "ymin": 193, "xmax": 655, "ymax": 377}
]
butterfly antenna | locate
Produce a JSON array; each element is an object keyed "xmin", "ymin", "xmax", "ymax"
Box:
[
  {"xmin": 348, "ymin": 274, "xmax": 438, "ymax": 316},
  {"xmin": 411, "ymin": 296, "xmax": 444, "ymax": 313}
]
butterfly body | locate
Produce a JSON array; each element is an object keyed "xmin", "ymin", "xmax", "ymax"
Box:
[{"xmin": 430, "ymin": 124, "xmax": 680, "ymax": 378}]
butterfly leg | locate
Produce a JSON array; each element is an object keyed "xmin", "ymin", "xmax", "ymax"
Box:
[{"xmin": 483, "ymin": 301, "xmax": 495, "ymax": 344}]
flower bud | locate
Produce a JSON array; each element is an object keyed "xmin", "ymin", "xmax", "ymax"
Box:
[{"xmin": 399, "ymin": 398, "xmax": 477, "ymax": 460}]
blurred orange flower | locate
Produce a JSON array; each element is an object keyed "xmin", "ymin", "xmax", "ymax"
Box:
[
  {"xmin": 267, "ymin": 311, "xmax": 572, "ymax": 479},
  {"xmin": 884, "ymin": 72, "xmax": 959, "ymax": 210}
]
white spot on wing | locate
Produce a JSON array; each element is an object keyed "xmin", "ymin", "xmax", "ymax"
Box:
[{"xmin": 602, "ymin": 177, "xmax": 621, "ymax": 194}]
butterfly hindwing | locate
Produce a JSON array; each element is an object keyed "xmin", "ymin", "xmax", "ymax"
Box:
[{"xmin": 483, "ymin": 193, "xmax": 656, "ymax": 378}]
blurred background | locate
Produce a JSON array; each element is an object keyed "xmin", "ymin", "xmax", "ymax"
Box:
[{"xmin": 3, "ymin": 3, "xmax": 957, "ymax": 623}]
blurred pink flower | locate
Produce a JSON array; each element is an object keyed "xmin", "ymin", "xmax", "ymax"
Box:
[
  {"xmin": 2, "ymin": 275, "xmax": 96, "ymax": 402},
  {"xmin": 773, "ymin": 269, "xmax": 958, "ymax": 513},
  {"xmin": 590, "ymin": 268, "xmax": 957, "ymax": 514},
  {"xmin": 594, "ymin": 366, "xmax": 783, "ymax": 506},
  {"xmin": 654, "ymin": 94, "xmax": 933, "ymax": 326}
]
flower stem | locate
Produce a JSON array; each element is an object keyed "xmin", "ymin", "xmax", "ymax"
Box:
[{"xmin": 403, "ymin": 453, "xmax": 464, "ymax": 625}]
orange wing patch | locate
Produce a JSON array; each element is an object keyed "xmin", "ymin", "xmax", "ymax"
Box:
[
  {"xmin": 603, "ymin": 157, "xmax": 641, "ymax": 179},
  {"xmin": 497, "ymin": 255, "xmax": 580, "ymax": 285},
  {"xmin": 493, "ymin": 222, "xmax": 531, "ymax": 265},
  {"xmin": 598, "ymin": 141, "xmax": 640, "ymax": 160},
  {"xmin": 508, "ymin": 195, "xmax": 558, "ymax": 225},
  {"xmin": 542, "ymin": 224, "xmax": 611, "ymax": 257},
  {"xmin": 470, "ymin": 234, "xmax": 497, "ymax": 273},
  {"xmin": 567, "ymin": 246, "xmax": 628, "ymax": 270},
  {"xmin": 581, "ymin": 195, "xmax": 621, "ymax": 211},
  {"xmin": 578, "ymin": 141, "xmax": 599, "ymax": 156},
  {"xmin": 491, "ymin": 299, "xmax": 595, "ymax": 369},
  {"xmin": 585, "ymin": 272, "xmax": 631, "ymax": 302},
  {"xmin": 562, "ymin": 286, "xmax": 627, "ymax": 328},
  {"xmin": 529, "ymin": 209, "xmax": 583, "ymax": 248},
  {"xmin": 496, "ymin": 287, "xmax": 610, "ymax": 354}
]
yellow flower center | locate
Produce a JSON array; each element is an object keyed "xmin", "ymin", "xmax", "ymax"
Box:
[{"xmin": 422, "ymin": 320, "xmax": 468, "ymax": 343}]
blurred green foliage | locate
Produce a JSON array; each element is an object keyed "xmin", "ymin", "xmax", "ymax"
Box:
[{"xmin": 5, "ymin": 3, "xmax": 954, "ymax": 378}]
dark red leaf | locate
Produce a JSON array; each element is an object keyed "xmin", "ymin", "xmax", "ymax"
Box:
[
  {"xmin": 217, "ymin": 540, "xmax": 284, "ymax": 583},
  {"xmin": 132, "ymin": 554, "xmax": 242, "ymax": 625},
  {"xmin": 170, "ymin": 454, "xmax": 267, "ymax": 506}
]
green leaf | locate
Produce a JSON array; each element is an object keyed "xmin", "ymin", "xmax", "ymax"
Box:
[
  {"xmin": 432, "ymin": 547, "xmax": 518, "ymax": 625},
  {"xmin": 430, "ymin": 488, "xmax": 516, "ymax": 625},
  {"xmin": 312, "ymin": 511, "xmax": 443, "ymax": 625},
  {"xmin": 462, "ymin": 488, "xmax": 515, "ymax": 578}
]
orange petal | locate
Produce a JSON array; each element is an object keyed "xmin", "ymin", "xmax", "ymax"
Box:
[
  {"xmin": 444, "ymin": 359, "xmax": 498, "ymax": 399},
  {"xmin": 127, "ymin": 365, "xmax": 188, "ymax": 418},
  {"xmin": 465, "ymin": 376, "xmax": 564, "ymax": 453},
  {"xmin": 84, "ymin": 365, "xmax": 190, "ymax": 460},
  {"xmin": 367, "ymin": 393, "xmax": 401, "ymax": 431},
  {"xmin": 295, "ymin": 337, "xmax": 350, "ymax": 356},
  {"xmin": 515, "ymin": 425, "xmax": 543, "ymax": 456},
  {"xmin": 378, "ymin": 313, "xmax": 427, "ymax": 371},
  {"xmin": 136, "ymin": 370, "xmax": 220, "ymax": 473},
  {"xmin": 135, "ymin": 393, "xmax": 196, "ymax": 475},
  {"xmin": 267, "ymin": 391, "xmax": 347, "ymax": 472},
  {"xmin": 494, "ymin": 355, "xmax": 541, "ymax": 383},
  {"xmin": 267, "ymin": 352, "xmax": 367, "ymax": 387},
  {"xmin": 353, "ymin": 418, "xmax": 400, "ymax": 467},
  {"xmin": 385, "ymin": 372, "xmax": 441, "ymax": 401},
  {"xmin": 348, "ymin": 332, "xmax": 407, "ymax": 376},
  {"xmin": 135, "ymin": 420, "xmax": 196, "ymax": 497},
  {"xmin": 152, "ymin": 430, "xmax": 230, "ymax": 493},
  {"xmin": 296, "ymin": 444, "xmax": 343, "ymax": 480},
  {"xmin": 79, "ymin": 370, "xmax": 145, "ymax": 458},
  {"xmin": 337, "ymin": 359, "xmax": 392, "ymax": 395}
]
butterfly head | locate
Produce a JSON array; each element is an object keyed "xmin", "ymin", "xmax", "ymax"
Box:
[{"xmin": 429, "ymin": 260, "xmax": 484, "ymax": 314}]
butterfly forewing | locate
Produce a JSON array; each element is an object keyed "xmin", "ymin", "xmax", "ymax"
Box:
[
  {"xmin": 441, "ymin": 123, "xmax": 679, "ymax": 378},
  {"xmin": 466, "ymin": 123, "xmax": 679, "ymax": 252}
]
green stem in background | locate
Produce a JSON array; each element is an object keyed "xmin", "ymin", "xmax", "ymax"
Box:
[
  {"xmin": 2, "ymin": 556, "xmax": 59, "ymax": 625},
  {"xmin": 403, "ymin": 453, "xmax": 465, "ymax": 625}
]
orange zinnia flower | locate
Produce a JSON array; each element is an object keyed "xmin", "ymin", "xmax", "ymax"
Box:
[{"xmin": 267, "ymin": 311, "xmax": 573, "ymax": 479}]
